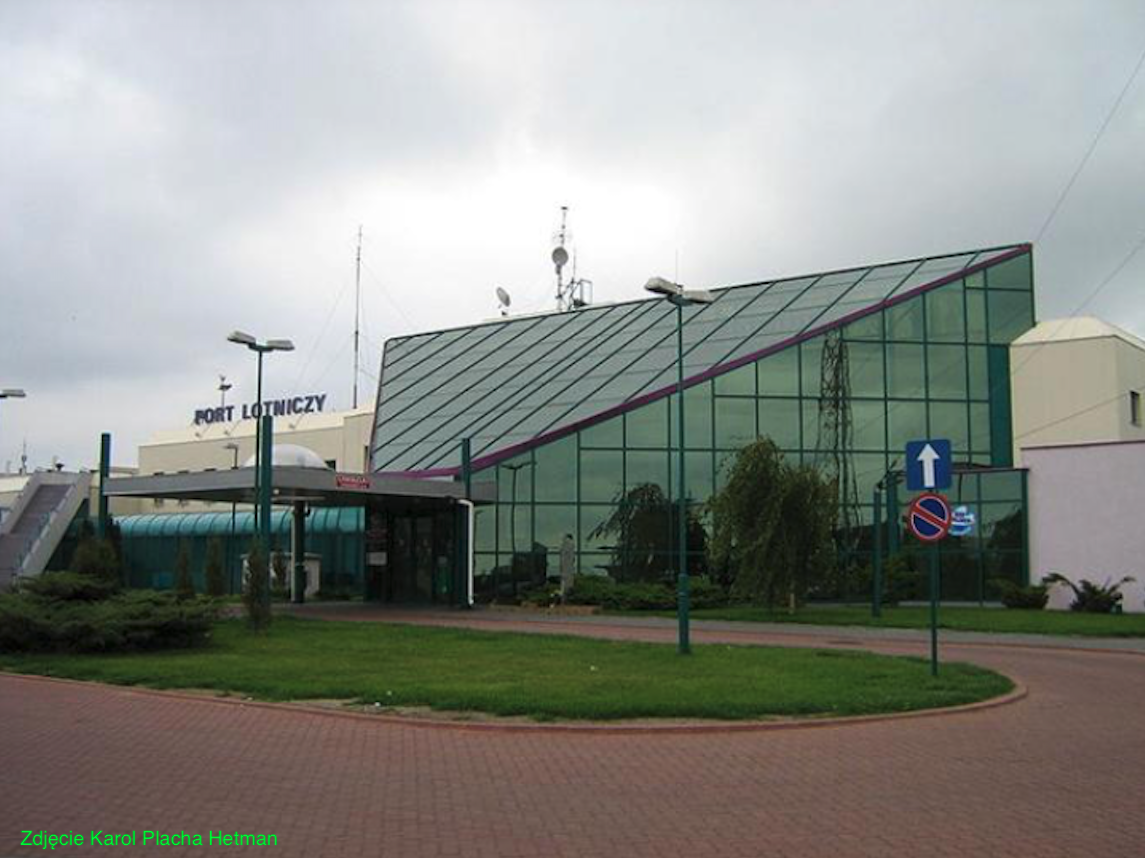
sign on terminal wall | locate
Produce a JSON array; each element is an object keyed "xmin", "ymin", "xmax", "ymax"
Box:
[{"xmin": 193, "ymin": 393, "xmax": 328, "ymax": 426}]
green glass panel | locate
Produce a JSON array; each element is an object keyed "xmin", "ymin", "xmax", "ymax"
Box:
[
  {"xmin": 980, "ymin": 501, "xmax": 1023, "ymax": 552},
  {"xmin": 580, "ymin": 449, "xmax": 623, "ymax": 502},
  {"xmin": 580, "ymin": 505, "xmax": 618, "ymax": 552},
  {"xmin": 927, "ymin": 344, "xmax": 968, "ymax": 399},
  {"xmin": 713, "ymin": 364, "xmax": 755, "ymax": 396},
  {"xmin": 970, "ymin": 403, "xmax": 992, "ymax": 457},
  {"xmin": 670, "ymin": 383, "xmax": 713, "ymax": 449},
  {"xmin": 966, "ymin": 288, "xmax": 988, "ymax": 342},
  {"xmin": 853, "ymin": 452, "xmax": 888, "ymax": 500},
  {"xmin": 929, "ymin": 401, "xmax": 970, "ymax": 455},
  {"xmin": 886, "ymin": 299, "xmax": 925, "ymax": 342},
  {"xmin": 673, "ymin": 449, "xmax": 714, "ymax": 503},
  {"xmin": 925, "ymin": 283, "xmax": 965, "ymax": 343},
  {"xmin": 534, "ymin": 504, "xmax": 576, "ymax": 553},
  {"xmin": 625, "ymin": 398, "xmax": 668, "ymax": 448},
  {"xmin": 757, "ymin": 347, "xmax": 799, "ymax": 396},
  {"xmin": 534, "ymin": 435, "xmax": 576, "ymax": 502},
  {"xmin": 802, "ymin": 398, "xmax": 821, "ymax": 448},
  {"xmin": 887, "ymin": 400, "xmax": 927, "ymax": 450},
  {"xmin": 843, "ymin": 311, "xmax": 883, "ymax": 341},
  {"xmin": 497, "ymin": 454, "xmax": 534, "ymax": 503},
  {"xmin": 985, "ymin": 254, "xmax": 1031, "ymax": 291},
  {"xmin": 987, "ymin": 346, "xmax": 1014, "ymax": 467},
  {"xmin": 800, "ymin": 339, "xmax": 824, "ymax": 397},
  {"xmin": 498, "ymin": 502, "xmax": 532, "ymax": 555},
  {"xmin": 714, "ymin": 397, "xmax": 756, "ymax": 448},
  {"xmin": 627, "ymin": 449, "xmax": 669, "ymax": 493},
  {"xmin": 988, "ymin": 291, "xmax": 1034, "ymax": 344},
  {"xmin": 581, "ymin": 416, "xmax": 622, "ymax": 448},
  {"xmin": 886, "ymin": 343, "xmax": 925, "ymax": 398},
  {"xmin": 848, "ymin": 341, "xmax": 885, "ymax": 397},
  {"xmin": 851, "ymin": 399, "xmax": 886, "ymax": 451},
  {"xmin": 474, "ymin": 505, "xmax": 495, "ymax": 553},
  {"xmin": 757, "ymin": 398, "xmax": 801, "ymax": 449},
  {"xmin": 964, "ymin": 271, "xmax": 984, "ymax": 290},
  {"xmin": 967, "ymin": 346, "xmax": 989, "ymax": 400},
  {"xmin": 979, "ymin": 470, "xmax": 1023, "ymax": 502}
]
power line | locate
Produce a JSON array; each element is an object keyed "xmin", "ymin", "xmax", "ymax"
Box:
[{"xmin": 1034, "ymin": 38, "xmax": 1145, "ymax": 243}]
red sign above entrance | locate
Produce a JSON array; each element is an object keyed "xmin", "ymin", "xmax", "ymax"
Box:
[{"xmin": 335, "ymin": 474, "xmax": 371, "ymax": 490}]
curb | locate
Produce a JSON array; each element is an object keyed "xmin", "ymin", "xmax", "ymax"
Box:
[{"xmin": 0, "ymin": 670, "xmax": 1028, "ymax": 736}]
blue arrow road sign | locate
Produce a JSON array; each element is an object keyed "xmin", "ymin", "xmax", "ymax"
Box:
[{"xmin": 905, "ymin": 439, "xmax": 952, "ymax": 491}]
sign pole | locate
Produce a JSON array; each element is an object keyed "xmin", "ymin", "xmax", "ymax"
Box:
[{"xmin": 929, "ymin": 544, "xmax": 939, "ymax": 677}]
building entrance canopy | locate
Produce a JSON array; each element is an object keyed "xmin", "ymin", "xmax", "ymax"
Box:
[{"xmin": 103, "ymin": 466, "xmax": 494, "ymax": 510}]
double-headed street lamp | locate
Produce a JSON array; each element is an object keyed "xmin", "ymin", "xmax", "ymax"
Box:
[
  {"xmin": 643, "ymin": 277, "xmax": 715, "ymax": 655},
  {"xmin": 0, "ymin": 389, "xmax": 27, "ymax": 471},
  {"xmin": 226, "ymin": 332, "xmax": 294, "ymax": 531}
]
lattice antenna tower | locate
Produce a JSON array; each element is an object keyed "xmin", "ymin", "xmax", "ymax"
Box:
[
  {"xmin": 815, "ymin": 328, "xmax": 862, "ymax": 566},
  {"xmin": 552, "ymin": 205, "xmax": 593, "ymax": 312}
]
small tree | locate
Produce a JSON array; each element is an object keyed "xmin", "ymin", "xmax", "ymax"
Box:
[
  {"xmin": 70, "ymin": 536, "xmax": 122, "ymax": 585},
  {"xmin": 243, "ymin": 541, "xmax": 272, "ymax": 631},
  {"xmin": 708, "ymin": 438, "xmax": 837, "ymax": 609},
  {"xmin": 174, "ymin": 541, "xmax": 195, "ymax": 600},
  {"xmin": 204, "ymin": 537, "xmax": 226, "ymax": 598}
]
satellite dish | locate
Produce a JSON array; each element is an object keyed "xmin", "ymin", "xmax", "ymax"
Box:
[
  {"xmin": 551, "ymin": 245, "xmax": 569, "ymax": 270},
  {"xmin": 496, "ymin": 286, "xmax": 512, "ymax": 307}
]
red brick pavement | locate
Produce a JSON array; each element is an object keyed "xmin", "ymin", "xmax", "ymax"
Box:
[{"xmin": 2, "ymin": 612, "xmax": 1143, "ymax": 857}]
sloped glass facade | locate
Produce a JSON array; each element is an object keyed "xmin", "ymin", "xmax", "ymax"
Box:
[{"xmin": 372, "ymin": 246, "xmax": 1036, "ymax": 603}]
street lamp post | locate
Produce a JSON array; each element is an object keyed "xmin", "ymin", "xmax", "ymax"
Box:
[
  {"xmin": 224, "ymin": 441, "xmax": 240, "ymax": 593},
  {"xmin": 643, "ymin": 278, "xmax": 714, "ymax": 655},
  {"xmin": 0, "ymin": 389, "xmax": 27, "ymax": 471},
  {"xmin": 226, "ymin": 332, "xmax": 294, "ymax": 531}
]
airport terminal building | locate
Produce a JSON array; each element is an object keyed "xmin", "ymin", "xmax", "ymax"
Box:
[{"xmin": 2, "ymin": 243, "xmax": 1039, "ymax": 605}]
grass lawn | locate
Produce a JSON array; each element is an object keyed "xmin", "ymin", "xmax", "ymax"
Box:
[
  {"xmin": 632, "ymin": 605, "xmax": 1145, "ymax": 637},
  {"xmin": 0, "ymin": 617, "xmax": 1011, "ymax": 721}
]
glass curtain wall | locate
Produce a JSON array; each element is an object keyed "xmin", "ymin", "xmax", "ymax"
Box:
[{"xmin": 471, "ymin": 253, "xmax": 1035, "ymax": 602}]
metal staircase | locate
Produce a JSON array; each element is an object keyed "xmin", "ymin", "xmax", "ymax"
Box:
[{"xmin": 0, "ymin": 472, "xmax": 92, "ymax": 590}]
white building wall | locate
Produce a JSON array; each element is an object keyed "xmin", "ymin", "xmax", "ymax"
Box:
[{"xmin": 1024, "ymin": 440, "xmax": 1144, "ymax": 613}]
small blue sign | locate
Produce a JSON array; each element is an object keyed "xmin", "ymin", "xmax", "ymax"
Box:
[
  {"xmin": 949, "ymin": 506, "xmax": 976, "ymax": 538},
  {"xmin": 905, "ymin": 439, "xmax": 952, "ymax": 491}
]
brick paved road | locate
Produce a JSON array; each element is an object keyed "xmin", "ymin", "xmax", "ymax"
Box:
[{"xmin": 2, "ymin": 613, "xmax": 1143, "ymax": 857}]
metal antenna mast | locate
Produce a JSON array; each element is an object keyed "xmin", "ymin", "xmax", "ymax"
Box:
[
  {"xmin": 352, "ymin": 225, "xmax": 362, "ymax": 409},
  {"xmin": 552, "ymin": 206, "xmax": 592, "ymax": 312},
  {"xmin": 815, "ymin": 328, "xmax": 862, "ymax": 577}
]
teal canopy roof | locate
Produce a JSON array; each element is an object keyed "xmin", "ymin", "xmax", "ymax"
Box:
[{"xmin": 371, "ymin": 244, "xmax": 1030, "ymax": 476}]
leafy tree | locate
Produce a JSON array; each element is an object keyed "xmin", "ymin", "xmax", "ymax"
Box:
[
  {"xmin": 174, "ymin": 541, "xmax": 195, "ymax": 600},
  {"xmin": 204, "ymin": 537, "xmax": 226, "ymax": 598},
  {"xmin": 708, "ymin": 438, "xmax": 837, "ymax": 608},
  {"xmin": 588, "ymin": 483, "xmax": 708, "ymax": 584},
  {"xmin": 243, "ymin": 541, "xmax": 272, "ymax": 631}
]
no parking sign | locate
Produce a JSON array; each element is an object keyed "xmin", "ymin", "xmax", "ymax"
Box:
[{"xmin": 907, "ymin": 492, "xmax": 952, "ymax": 542}]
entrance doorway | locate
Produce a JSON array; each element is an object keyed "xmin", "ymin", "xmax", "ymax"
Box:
[{"xmin": 366, "ymin": 504, "xmax": 458, "ymax": 605}]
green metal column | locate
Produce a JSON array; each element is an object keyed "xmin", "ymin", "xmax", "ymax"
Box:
[
  {"xmin": 458, "ymin": 439, "xmax": 473, "ymax": 608},
  {"xmin": 259, "ymin": 415, "xmax": 273, "ymax": 610},
  {"xmin": 871, "ymin": 486, "xmax": 883, "ymax": 618},
  {"xmin": 291, "ymin": 501, "xmax": 306, "ymax": 604},
  {"xmin": 675, "ymin": 302, "xmax": 690, "ymax": 655},
  {"xmin": 886, "ymin": 474, "xmax": 900, "ymax": 555},
  {"xmin": 96, "ymin": 432, "xmax": 111, "ymax": 539}
]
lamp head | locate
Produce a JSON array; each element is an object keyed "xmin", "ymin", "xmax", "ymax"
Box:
[
  {"xmin": 644, "ymin": 276, "xmax": 680, "ymax": 297},
  {"xmin": 0, "ymin": 388, "xmax": 27, "ymax": 399},
  {"xmin": 227, "ymin": 330, "xmax": 256, "ymax": 347},
  {"xmin": 266, "ymin": 339, "xmax": 295, "ymax": 352}
]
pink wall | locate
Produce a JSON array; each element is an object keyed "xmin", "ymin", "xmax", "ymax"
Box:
[{"xmin": 1024, "ymin": 441, "xmax": 1145, "ymax": 614}]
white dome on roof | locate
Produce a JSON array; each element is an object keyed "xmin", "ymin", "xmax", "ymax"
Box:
[{"xmin": 242, "ymin": 444, "xmax": 330, "ymax": 469}]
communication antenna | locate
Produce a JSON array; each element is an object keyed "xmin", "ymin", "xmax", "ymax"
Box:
[
  {"xmin": 20, "ymin": 440, "xmax": 27, "ymax": 475},
  {"xmin": 218, "ymin": 374, "xmax": 232, "ymax": 409},
  {"xmin": 552, "ymin": 205, "xmax": 592, "ymax": 312},
  {"xmin": 353, "ymin": 225, "xmax": 363, "ymax": 410},
  {"xmin": 496, "ymin": 286, "xmax": 512, "ymax": 317}
]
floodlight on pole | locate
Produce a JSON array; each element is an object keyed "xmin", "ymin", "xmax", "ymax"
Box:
[
  {"xmin": 226, "ymin": 331, "xmax": 294, "ymax": 532},
  {"xmin": 642, "ymin": 276, "xmax": 717, "ymax": 655},
  {"xmin": 0, "ymin": 389, "xmax": 27, "ymax": 474}
]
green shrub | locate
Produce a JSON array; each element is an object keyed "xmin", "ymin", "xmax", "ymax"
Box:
[
  {"xmin": 69, "ymin": 537, "xmax": 121, "ymax": 584},
  {"xmin": 243, "ymin": 542, "xmax": 272, "ymax": 631},
  {"xmin": 174, "ymin": 542, "xmax": 195, "ymax": 600},
  {"xmin": 1043, "ymin": 573, "xmax": 1135, "ymax": 613},
  {"xmin": 990, "ymin": 579, "xmax": 1049, "ymax": 610},
  {"xmin": 18, "ymin": 571, "xmax": 119, "ymax": 602},
  {"xmin": 0, "ymin": 590, "xmax": 216, "ymax": 653},
  {"xmin": 205, "ymin": 538, "xmax": 226, "ymax": 598},
  {"xmin": 566, "ymin": 575, "xmax": 727, "ymax": 611}
]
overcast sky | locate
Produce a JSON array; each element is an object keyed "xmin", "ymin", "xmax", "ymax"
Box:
[{"xmin": 2, "ymin": 0, "xmax": 1144, "ymax": 471}]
